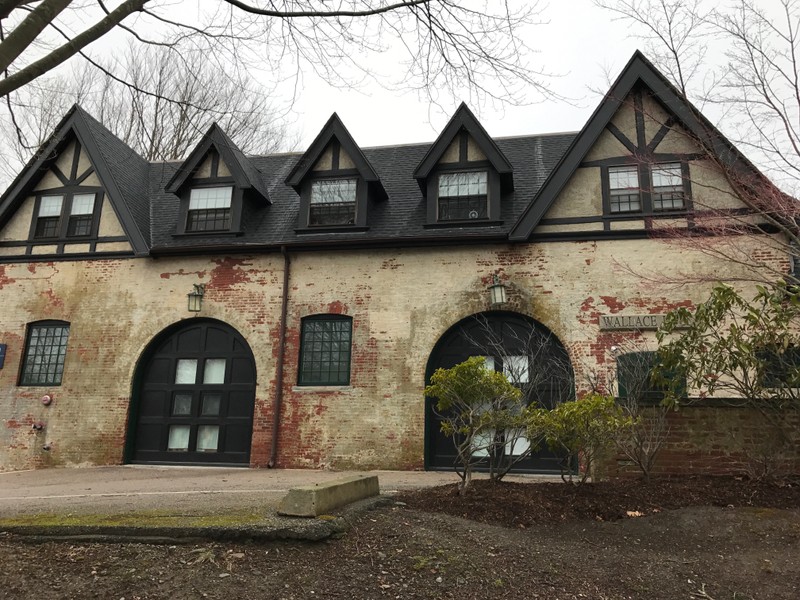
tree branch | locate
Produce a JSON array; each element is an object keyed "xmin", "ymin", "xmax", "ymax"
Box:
[{"xmin": 0, "ymin": 0, "xmax": 147, "ymax": 98}]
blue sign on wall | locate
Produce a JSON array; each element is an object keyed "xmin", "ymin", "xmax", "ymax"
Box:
[{"xmin": 0, "ymin": 344, "xmax": 6, "ymax": 369}]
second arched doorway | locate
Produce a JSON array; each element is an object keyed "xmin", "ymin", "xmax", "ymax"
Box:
[
  {"xmin": 425, "ymin": 311, "xmax": 574, "ymax": 473},
  {"xmin": 126, "ymin": 318, "xmax": 257, "ymax": 465}
]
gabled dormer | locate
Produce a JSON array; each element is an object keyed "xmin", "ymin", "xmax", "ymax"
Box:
[
  {"xmin": 0, "ymin": 105, "xmax": 149, "ymax": 260},
  {"xmin": 166, "ymin": 124, "xmax": 268, "ymax": 236},
  {"xmin": 285, "ymin": 113, "xmax": 386, "ymax": 232},
  {"xmin": 414, "ymin": 103, "xmax": 513, "ymax": 227}
]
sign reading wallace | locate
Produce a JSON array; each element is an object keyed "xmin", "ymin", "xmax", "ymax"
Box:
[{"xmin": 599, "ymin": 314, "xmax": 667, "ymax": 330}]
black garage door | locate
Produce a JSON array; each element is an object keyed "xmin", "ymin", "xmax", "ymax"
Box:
[
  {"xmin": 127, "ymin": 319, "xmax": 256, "ymax": 465},
  {"xmin": 425, "ymin": 311, "xmax": 574, "ymax": 473}
]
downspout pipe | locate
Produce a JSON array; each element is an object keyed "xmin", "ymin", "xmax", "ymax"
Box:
[{"xmin": 268, "ymin": 246, "xmax": 290, "ymax": 468}]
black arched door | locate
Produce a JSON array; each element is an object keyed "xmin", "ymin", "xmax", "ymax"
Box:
[
  {"xmin": 425, "ymin": 311, "xmax": 574, "ymax": 473},
  {"xmin": 128, "ymin": 319, "xmax": 256, "ymax": 465}
]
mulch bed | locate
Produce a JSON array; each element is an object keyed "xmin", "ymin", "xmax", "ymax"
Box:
[{"xmin": 398, "ymin": 476, "xmax": 800, "ymax": 528}]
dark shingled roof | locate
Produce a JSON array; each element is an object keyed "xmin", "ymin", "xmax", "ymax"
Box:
[
  {"xmin": 78, "ymin": 108, "xmax": 151, "ymax": 249},
  {"xmin": 146, "ymin": 132, "xmax": 576, "ymax": 252}
]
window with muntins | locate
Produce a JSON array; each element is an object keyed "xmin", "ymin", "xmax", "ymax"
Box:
[
  {"xmin": 66, "ymin": 193, "xmax": 95, "ymax": 236},
  {"xmin": 310, "ymin": 179, "xmax": 357, "ymax": 226},
  {"xmin": 33, "ymin": 192, "xmax": 99, "ymax": 240},
  {"xmin": 298, "ymin": 315, "xmax": 352, "ymax": 385},
  {"xmin": 608, "ymin": 166, "xmax": 641, "ymax": 213},
  {"xmin": 437, "ymin": 171, "xmax": 488, "ymax": 221},
  {"xmin": 651, "ymin": 163, "xmax": 685, "ymax": 211},
  {"xmin": 187, "ymin": 187, "xmax": 232, "ymax": 232},
  {"xmin": 19, "ymin": 321, "xmax": 70, "ymax": 386},
  {"xmin": 617, "ymin": 351, "xmax": 684, "ymax": 402},
  {"xmin": 34, "ymin": 196, "xmax": 63, "ymax": 238}
]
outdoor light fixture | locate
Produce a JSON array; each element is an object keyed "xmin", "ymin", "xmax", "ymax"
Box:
[
  {"xmin": 488, "ymin": 274, "xmax": 507, "ymax": 306},
  {"xmin": 187, "ymin": 284, "xmax": 205, "ymax": 313}
]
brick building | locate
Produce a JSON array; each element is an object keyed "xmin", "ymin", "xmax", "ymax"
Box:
[{"xmin": 0, "ymin": 52, "xmax": 789, "ymax": 474}]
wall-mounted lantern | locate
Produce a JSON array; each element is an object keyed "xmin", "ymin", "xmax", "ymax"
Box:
[
  {"xmin": 488, "ymin": 274, "xmax": 507, "ymax": 306},
  {"xmin": 187, "ymin": 284, "xmax": 206, "ymax": 313}
]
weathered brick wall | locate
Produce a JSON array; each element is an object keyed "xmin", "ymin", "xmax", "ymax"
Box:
[
  {"xmin": 0, "ymin": 233, "xmax": 789, "ymax": 473},
  {"xmin": 609, "ymin": 405, "xmax": 800, "ymax": 478}
]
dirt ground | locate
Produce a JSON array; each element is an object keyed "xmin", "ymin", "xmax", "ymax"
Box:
[{"xmin": 1, "ymin": 476, "xmax": 798, "ymax": 600}]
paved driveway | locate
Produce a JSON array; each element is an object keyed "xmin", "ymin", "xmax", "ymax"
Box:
[{"xmin": 0, "ymin": 466, "xmax": 554, "ymax": 518}]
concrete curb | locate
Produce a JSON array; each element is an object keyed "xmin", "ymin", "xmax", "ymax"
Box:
[{"xmin": 0, "ymin": 495, "xmax": 393, "ymax": 544}]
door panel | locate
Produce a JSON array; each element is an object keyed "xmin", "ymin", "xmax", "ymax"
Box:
[
  {"xmin": 129, "ymin": 320, "xmax": 256, "ymax": 465},
  {"xmin": 425, "ymin": 311, "xmax": 574, "ymax": 473}
]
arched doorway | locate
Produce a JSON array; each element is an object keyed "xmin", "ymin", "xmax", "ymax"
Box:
[
  {"xmin": 126, "ymin": 319, "xmax": 256, "ymax": 465},
  {"xmin": 425, "ymin": 311, "xmax": 574, "ymax": 473}
]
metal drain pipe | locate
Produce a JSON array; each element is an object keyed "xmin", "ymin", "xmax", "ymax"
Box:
[{"xmin": 268, "ymin": 246, "xmax": 290, "ymax": 468}]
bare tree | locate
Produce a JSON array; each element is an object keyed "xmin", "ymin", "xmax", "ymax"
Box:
[
  {"xmin": 585, "ymin": 341, "xmax": 672, "ymax": 480},
  {"xmin": 0, "ymin": 42, "xmax": 295, "ymax": 183},
  {"xmin": 0, "ymin": 2, "xmax": 550, "ymax": 107}
]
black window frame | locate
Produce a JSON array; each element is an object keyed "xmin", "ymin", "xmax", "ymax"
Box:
[
  {"xmin": 436, "ymin": 170, "xmax": 490, "ymax": 222},
  {"xmin": 602, "ymin": 161, "xmax": 692, "ymax": 217},
  {"xmin": 28, "ymin": 189, "xmax": 103, "ymax": 242},
  {"xmin": 307, "ymin": 177, "xmax": 359, "ymax": 227},
  {"xmin": 185, "ymin": 186, "xmax": 234, "ymax": 233},
  {"xmin": 617, "ymin": 351, "xmax": 685, "ymax": 404},
  {"xmin": 18, "ymin": 320, "xmax": 71, "ymax": 386},
  {"xmin": 298, "ymin": 314, "xmax": 353, "ymax": 386},
  {"xmin": 758, "ymin": 347, "xmax": 800, "ymax": 388},
  {"xmin": 173, "ymin": 151, "xmax": 245, "ymax": 236}
]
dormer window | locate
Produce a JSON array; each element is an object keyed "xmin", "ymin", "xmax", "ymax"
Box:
[
  {"xmin": 413, "ymin": 104, "xmax": 513, "ymax": 228},
  {"xmin": 310, "ymin": 179, "xmax": 357, "ymax": 226},
  {"xmin": 285, "ymin": 114, "xmax": 385, "ymax": 232},
  {"xmin": 437, "ymin": 171, "xmax": 488, "ymax": 221},
  {"xmin": 187, "ymin": 187, "xmax": 232, "ymax": 232},
  {"xmin": 32, "ymin": 191, "xmax": 100, "ymax": 240}
]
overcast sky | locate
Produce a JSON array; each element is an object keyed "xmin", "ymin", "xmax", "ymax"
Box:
[{"xmin": 286, "ymin": 2, "xmax": 641, "ymax": 149}]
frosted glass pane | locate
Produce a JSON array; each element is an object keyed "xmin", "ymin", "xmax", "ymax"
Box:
[
  {"xmin": 471, "ymin": 429, "xmax": 494, "ymax": 457},
  {"xmin": 504, "ymin": 355, "xmax": 529, "ymax": 384},
  {"xmin": 172, "ymin": 393, "xmax": 192, "ymax": 415},
  {"xmin": 203, "ymin": 359, "xmax": 226, "ymax": 384},
  {"xmin": 505, "ymin": 429, "xmax": 531, "ymax": 456},
  {"xmin": 70, "ymin": 194, "xmax": 95, "ymax": 215},
  {"xmin": 39, "ymin": 196, "xmax": 63, "ymax": 217},
  {"xmin": 201, "ymin": 394, "xmax": 221, "ymax": 416},
  {"xmin": 175, "ymin": 359, "xmax": 197, "ymax": 384},
  {"xmin": 168, "ymin": 425, "xmax": 190, "ymax": 451},
  {"xmin": 481, "ymin": 356, "xmax": 495, "ymax": 371},
  {"xmin": 189, "ymin": 187, "xmax": 232, "ymax": 210},
  {"xmin": 197, "ymin": 426, "xmax": 219, "ymax": 452}
]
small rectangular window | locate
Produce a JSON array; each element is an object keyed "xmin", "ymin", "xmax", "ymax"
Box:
[
  {"xmin": 67, "ymin": 193, "xmax": 96, "ymax": 237},
  {"xmin": 759, "ymin": 347, "xmax": 800, "ymax": 388},
  {"xmin": 608, "ymin": 166, "xmax": 641, "ymax": 213},
  {"xmin": 175, "ymin": 359, "xmax": 198, "ymax": 384},
  {"xmin": 19, "ymin": 322, "xmax": 70, "ymax": 386},
  {"xmin": 651, "ymin": 163, "xmax": 685, "ymax": 211},
  {"xmin": 34, "ymin": 196, "xmax": 64, "ymax": 239},
  {"xmin": 298, "ymin": 316, "xmax": 352, "ymax": 385},
  {"xmin": 310, "ymin": 179, "xmax": 357, "ymax": 226},
  {"xmin": 617, "ymin": 351, "xmax": 684, "ymax": 402},
  {"xmin": 187, "ymin": 187, "xmax": 232, "ymax": 232},
  {"xmin": 437, "ymin": 171, "xmax": 488, "ymax": 221}
]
